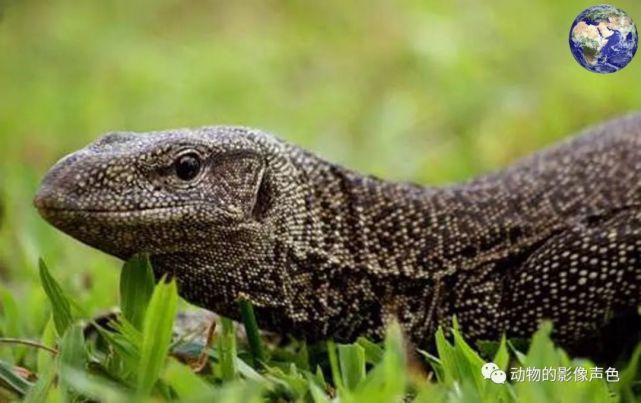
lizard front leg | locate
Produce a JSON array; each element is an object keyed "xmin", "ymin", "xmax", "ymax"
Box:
[
  {"xmin": 450, "ymin": 263, "xmax": 506, "ymax": 341},
  {"xmin": 501, "ymin": 209, "xmax": 641, "ymax": 350}
]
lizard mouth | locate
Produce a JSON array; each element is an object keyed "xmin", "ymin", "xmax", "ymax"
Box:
[
  {"xmin": 34, "ymin": 186, "xmax": 211, "ymax": 219},
  {"xmin": 36, "ymin": 204, "xmax": 207, "ymax": 220},
  {"xmin": 37, "ymin": 206, "xmax": 186, "ymax": 215},
  {"xmin": 35, "ymin": 202, "xmax": 239, "ymax": 229}
]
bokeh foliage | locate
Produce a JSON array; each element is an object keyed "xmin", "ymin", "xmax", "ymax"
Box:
[
  {"xmin": 3, "ymin": 0, "xmax": 641, "ymax": 305},
  {"xmin": 1, "ymin": 0, "xmax": 641, "ymax": 401}
]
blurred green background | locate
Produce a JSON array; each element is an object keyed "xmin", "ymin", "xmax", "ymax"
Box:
[{"xmin": 1, "ymin": 0, "xmax": 641, "ymax": 345}]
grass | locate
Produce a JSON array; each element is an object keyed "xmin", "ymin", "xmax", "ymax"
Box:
[
  {"xmin": 0, "ymin": 255, "xmax": 637, "ymax": 402},
  {"xmin": 3, "ymin": 1, "xmax": 641, "ymax": 401}
]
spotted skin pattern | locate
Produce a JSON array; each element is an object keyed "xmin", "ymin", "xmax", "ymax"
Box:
[{"xmin": 34, "ymin": 114, "xmax": 641, "ymax": 351}]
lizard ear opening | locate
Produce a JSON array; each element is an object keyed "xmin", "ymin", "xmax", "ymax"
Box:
[
  {"xmin": 251, "ymin": 172, "xmax": 271, "ymax": 221},
  {"xmin": 208, "ymin": 152, "xmax": 266, "ymax": 220}
]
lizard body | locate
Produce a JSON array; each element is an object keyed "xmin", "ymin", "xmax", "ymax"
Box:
[{"xmin": 34, "ymin": 113, "xmax": 641, "ymax": 350}]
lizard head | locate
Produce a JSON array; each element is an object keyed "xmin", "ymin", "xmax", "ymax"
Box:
[
  {"xmin": 34, "ymin": 127, "xmax": 304, "ymax": 260},
  {"xmin": 35, "ymin": 126, "xmax": 339, "ymax": 336}
]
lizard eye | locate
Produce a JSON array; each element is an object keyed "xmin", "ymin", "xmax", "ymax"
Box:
[{"xmin": 174, "ymin": 153, "xmax": 201, "ymax": 181}]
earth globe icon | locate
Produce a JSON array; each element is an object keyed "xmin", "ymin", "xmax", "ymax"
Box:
[{"xmin": 569, "ymin": 5, "xmax": 638, "ymax": 73}]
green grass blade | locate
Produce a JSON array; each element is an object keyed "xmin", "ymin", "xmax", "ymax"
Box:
[
  {"xmin": 307, "ymin": 377, "xmax": 331, "ymax": 403},
  {"xmin": 137, "ymin": 276, "xmax": 178, "ymax": 396},
  {"xmin": 38, "ymin": 258, "xmax": 73, "ymax": 336},
  {"xmin": 58, "ymin": 323, "xmax": 87, "ymax": 371},
  {"xmin": 109, "ymin": 317, "xmax": 143, "ymax": 348},
  {"xmin": 617, "ymin": 341, "xmax": 641, "ymax": 401},
  {"xmin": 294, "ymin": 342, "xmax": 310, "ymax": 371},
  {"xmin": 326, "ymin": 340, "xmax": 344, "ymax": 392},
  {"xmin": 493, "ymin": 334, "xmax": 509, "ymax": 371},
  {"xmin": 337, "ymin": 343, "xmax": 366, "ymax": 390},
  {"xmin": 313, "ymin": 365, "xmax": 328, "ymax": 391},
  {"xmin": 203, "ymin": 381, "xmax": 264, "ymax": 403},
  {"xmin": 381, "ymin": 321, "xmax": 407, "ymax": 399},
  {"xmin": 60, "ymin": 367, "xmax": 130, "ymax": 403},
  {"xmin": 417, "ymin": 349, "xmax": 445, "ymax": 383},
  {"xmin": 120, "ymin": 254, "xmax": 155, "ymax": 331},
  {"xmin": 433, "ymin": 327, "xmax": 457, "ymax": 386},
  {"xmin": 451, "ymin": 319, "xmax": 486, "ymax": 394},
  {"xmin": 348, "ymin": 322, "xmax": 408, "ymax": 403},
  {"xmin": 95, "ymin": 325, "xmax": 141, "ymax": 368},
  {"xmin": 238, "ymin": 299, "xmax": 265, "ymax": 369},
  {"xmin": 236, "ymin": 357, "xmax": 266, "ymax": 382},
  {"xmin": 36, "ymin": 316, "xmax": 56, "ymax": 374},
  {"xmin": 357, "ymin": 337, "xmax": 384, "ymax": 365},
  {"xmin": 164, "ymin": 358, "xmax": 215, "ymax": 399},
  {"xmin": 23, "ymin": 364, "xmax": 55, "ymax": 403},
  {"xmin": 507, "ymin": 340, "xmax": 527, "ymax": 366},
  {"xmin": 0, "ymin": 360, "xmax": 33, "ymax": 397},
  {"xmin": 218, "ymin": 317, "xmax": 238, "ymax": 382},
  {"xmin": 207, "ymin": 348, "xmax": 266, "ymax": 382},
  {"xmin": 58, "ymin": 323, "xmax": 88, "ymax": 401},
  {"xmin": 0, "ymin": 286, "xmax": 20, "ymax": 358}
]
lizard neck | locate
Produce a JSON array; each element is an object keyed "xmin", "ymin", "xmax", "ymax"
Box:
[
  {"xmin": 269, "ymin": 162, "xmax": 451, "ymax": 342},
  {"xmin": 278, "ymin": 161, "xmax": 529, "ymax": 343},
  {"xmin": 300, "ymin": 162, "xmax": 448, "ymax": 276},
  {"xmin": 299, "ymin": 160, "xmax": 555, "ymax": 278}
]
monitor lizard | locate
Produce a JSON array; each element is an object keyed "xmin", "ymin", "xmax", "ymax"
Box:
[{"xmin": 33, "ymin": 113, "xmax": 641, "ymax": 352}]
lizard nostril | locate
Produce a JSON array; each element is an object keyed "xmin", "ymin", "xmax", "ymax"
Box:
[
  {"xmin": 33, "ymin": 185, "xmax": 60, "ymax": 222},
  {"xmin": 33, "ymin": 183, "xmax": 64, "ymax": 212},
  {"xmin": 34, "ymin": 151, "xmax": 85, "ymax": 214},
  {"xmin": 33, "ymin": 189, "xmax": 46, "ymax": 210}
]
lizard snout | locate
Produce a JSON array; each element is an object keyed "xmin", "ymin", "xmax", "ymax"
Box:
[
  {"xmin": 33, "ymin": 186, "xmax": 49, "ymax": 211},
  {"xmin": 33, "ymin": 177, "xmax": 72, "ymax": 220},
  {"xmin": 33, "ymin": 151, "xmax": 86, "ymax": 216}
]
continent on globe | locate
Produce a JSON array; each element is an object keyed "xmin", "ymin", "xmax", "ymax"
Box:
[{"xmin": 569, "ymin": 5, "xmax": 638, "ymax": 73}]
